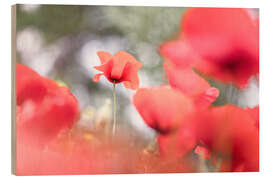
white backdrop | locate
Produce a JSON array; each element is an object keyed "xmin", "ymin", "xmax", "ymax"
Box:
[{"xmin": 1, "ymin": 0, "xmax": 270, "ymax": 179}]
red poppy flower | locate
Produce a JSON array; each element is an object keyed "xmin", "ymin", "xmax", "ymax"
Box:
[
  {"xmin": 163, "ymin": 61, "xmax": 219, "ymax": 108},
  {"xmin": 133, "ymin": 86, "xmax": 193, "ymax": 134},
  {"xmin": 93, "ymin": 51, "xmax": 142, "ymax": 90},
  {"xmin": 160, "ymin": 8, "xmax": 259, "ymax": 88},
  {"xmin": 191, "ymin": 105, "xmax": 259, "ymax": 172},
  {"xmin": 181, "ymin": 8, "xmax": 259, "ymax": 87},
  {"xmin": 16, "ymin": 64, "xmax": 79, "ymax": 147}
]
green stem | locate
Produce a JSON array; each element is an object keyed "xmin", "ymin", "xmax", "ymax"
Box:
[{"xmin": 112, "ymin": 81, "xmax": 117, "ymax": 136}]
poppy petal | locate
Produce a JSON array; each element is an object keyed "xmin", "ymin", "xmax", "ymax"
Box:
[
  {"xmin": 163, "ymin": 61, "xmax": 210, "ymax": 98},
  {"xmin": 97, "ymin": 51, "xmax": 113, "ymax": 64},
  {"xmin": 110, "ymin": 58, "xmax": 128, "ymax": 80},
  {"xmin": 194, "ymin": 87, "xmax": 219, "ymax": 107},
  {"xmin": 181, "ymin": 8, "xmax": 259, "ymax": 87},
  {"xmin": 121, "ymin": 63, "xmax": 140, "ymax": 90},
  {"xmin": 114, "ymin": 51, "xmax": 142, "ymax": 68},
  {"xmin": 133, "ymin": 86, "xmax": 193, "ymax": 134},
  {"xmin": 159, "ymin": 40, "xmax": 197, "ymax": 68}
]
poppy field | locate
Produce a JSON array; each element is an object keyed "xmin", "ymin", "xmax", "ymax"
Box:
[{"xmin": 15, "ymin": 5, "xmax": 259, "ymax": 175}]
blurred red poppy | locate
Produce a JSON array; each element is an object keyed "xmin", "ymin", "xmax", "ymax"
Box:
[
  {"xmin": 133, "ymin": 86, "xmax": 193, "ymax": 134},
  {"xmin": 182, "ymin": 8, "xmax": 259, "ymax": 87},
  {"xmin": 191, "ymin": 105, "xmax": 259, "ymax": 172},
  {"xmin": 163, "ymin": 61, "xmax": 219, "ymax": 108},
  {"xmin": 93, "ymin": 51, "xmax": 142, "ymax": 90},
  {"xmin": 16, "ymin": 64, "xmax": 79, "ymax": 147},
  {"xmin": 160, "ymin": 8, "xmax": 259, "ymax": 88}
]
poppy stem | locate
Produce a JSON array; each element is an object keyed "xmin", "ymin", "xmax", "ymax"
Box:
[{"xmin": 112, "ymin": 81, "xmax": 117, "ymax": 136}]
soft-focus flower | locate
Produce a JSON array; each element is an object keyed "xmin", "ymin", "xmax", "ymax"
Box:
[
  {"xmin": 191, "ymin": 105, "xmax": 259, "ymax": 172},
  {"xmin": 157, "ymin": 120, "xmax": 197, "ymax": 158},
  {"xmin": 160, "ymin": 8, "xmax": 259, "ymax": 88},
  {"xmin": 16, "ymin": 64, "xmax": 79, "ymax": 147},
  {"xmin": 163, "ymin": 61, "xmax": 219, "ymax": 108},
  {"xmin": 93, "ymin": 51, "xmax": 142, "ymax": 90},
  {"xmin": 183, "ymin": 8, "xmax": 259, "ymax": 87},
  {"xmin": 133, "ymin": 86, "xmax": 193, "ymax": 134}
]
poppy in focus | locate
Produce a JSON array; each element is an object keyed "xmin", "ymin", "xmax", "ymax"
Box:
[{"xmin": 93, "ymin": 51, "xmax": 142, "ymax": 90}]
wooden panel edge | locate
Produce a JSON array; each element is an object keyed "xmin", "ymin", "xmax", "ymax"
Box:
[{"xmin": 11, "ymin": 4, "xmax": 17, "ymax": 175}]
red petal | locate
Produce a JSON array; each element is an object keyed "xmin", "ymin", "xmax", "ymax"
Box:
[
  {"xmin": 97, "ymin": 51, "xmax": 112, "ymax": 64},
  {"xmin": 182, "ymin": 8, "xmax": 258, "ymax": 59},
  {"xmin": 133, "ymin": 86, "xmax": 193, "ymax": 134},
  {"xmin": 192, "ymin": 105, "xmax": 259, "ymax": 171},
  {"xmin": 163, "ymin": 61, "xmax": 210, "ymax": 98},
  {"xmin": 111, "ymin": 51, "xmax": 142, "ymax": 80},
  {"xmin": 181, "ymin": 8, "xmax": 259, "ymax": 87},
  {"xmin": 16, "ymin": 64, "xmax": 47, "ymax": 105},
  {"xmin": 114, "ymin": 51, "xmax": 142, "ymax": 69},
  {"xmin": 16, "ymin": 64, "xmax": 79, "ymax": 148},
  {"xmin": 122, "ymin": 63, "xmax": 140, "ymax": 90},
  {"xmin": 158, "ymin": 123, "xmax": 196, "ymax": 158},
  {"xmin": 194, "ymin": 87, "xmax": 219, "ymax": 108},
  {"xmin": 159, "ymin": 40, "xmax": 197, "ymax": 68}
]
